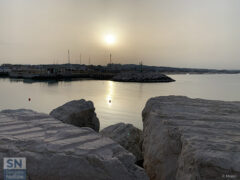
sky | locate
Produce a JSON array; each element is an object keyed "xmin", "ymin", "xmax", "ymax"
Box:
[{"xmin": 1, "ymin": 0, "xmax": 240, "ymax": 69}]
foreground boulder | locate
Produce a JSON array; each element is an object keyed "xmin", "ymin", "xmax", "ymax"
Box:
[
  {"xmin": 50, "ymin": 99, "xmax": 100, "ymax": 132},
  {"xmin": 142, "ymin": 96, "xmax": 240, "ymax": 180},
  {"xmin": 101, "ymin": 123, "xmax": 143, "ymax": 165},
  {"xmin": 112, "ymin": 72, "xmax": 175, "ymax": 82},
  {"xmin": 0, "ymin": 109, "xmax": 148, "ymax": 180}
]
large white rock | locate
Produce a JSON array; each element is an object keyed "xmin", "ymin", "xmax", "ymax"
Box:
[
  {"xmin": 100, "ymin": 123, "xmax": 143, "ymax": 165},
  {"xmin": 50, "ymin": 99, "xmax": 100, "ymax": 132},
  {"xmin": 142, "ymin": 96, "xmax": 240, "ymax": 180},
  {"xmin": 0, "ymin": 109, "xmax": 149, "ymax": 180}
]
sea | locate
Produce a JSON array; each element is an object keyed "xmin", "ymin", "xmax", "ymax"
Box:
[{"xmin": 1, "ymin": 74, "xmax": 240, "ymax": 129}]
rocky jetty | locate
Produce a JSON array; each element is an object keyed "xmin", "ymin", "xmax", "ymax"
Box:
[
  {"xmin": 112, "ymin": 72, "xmax": 175, "ymax": 82},
  {"xmin": 100, "ymin": 123, "xmax": 143, "ymax": 165},
  {"xmin": 50, "ymin": 99, "xmax": 100, "ymax": 132},
  {"xmin": 142, "ymin": 96, "xmax": 240, "ymax": 180},
  {"xmin": 0, "ymin": 109, "xmax": 148, "ymax": 180}
]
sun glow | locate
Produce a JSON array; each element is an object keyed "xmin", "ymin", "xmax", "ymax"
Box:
[{"xmin": 104, "ymin": 34, "xmax": 116, "ymax": 45}]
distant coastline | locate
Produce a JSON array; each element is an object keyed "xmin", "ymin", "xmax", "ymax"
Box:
[{"xmin": 0, "ymin": 63, "xmax": 239, "ymax": 82}]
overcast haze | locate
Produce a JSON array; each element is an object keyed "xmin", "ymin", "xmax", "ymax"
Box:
[{"xmin": 1, "ymin": 0, "xmax": 240, "ymax": 69}]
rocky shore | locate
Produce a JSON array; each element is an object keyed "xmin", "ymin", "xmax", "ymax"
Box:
[
  {"xmin": 0, "ymin": 109, "xmax": 148, "ymax": 180},
  {"xmin": 112, "ymin": 72, "xmax": 175, "ymax": 82},
  {"xmin": 142, "ymin": 96, "xmax": 240, "ymax": 180},
  {"xmin": 100, "ymin": 123, "xmax": 144, "ymax": 166},
  {"xmin": 50, "ymin": 99, "xmax": 100, "ymax": 132},
  {"xmin": 1, "ymin": 96, "xmax": 240, "ymax": 180}
]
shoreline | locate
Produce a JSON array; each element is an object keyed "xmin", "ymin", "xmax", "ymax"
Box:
[{"xmin": 1, "ymin": 96, "xmax": 240, "ymax": 179}]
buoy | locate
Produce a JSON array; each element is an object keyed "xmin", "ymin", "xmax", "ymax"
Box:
[{"xmin": 28, "ymin": 98, "xmax": 31, "ymax": 102}]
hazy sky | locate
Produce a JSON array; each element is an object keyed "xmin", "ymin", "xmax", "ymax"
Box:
[{"xmin": 1, "ymin": 0, "xmax": 240, "ymax": 69}]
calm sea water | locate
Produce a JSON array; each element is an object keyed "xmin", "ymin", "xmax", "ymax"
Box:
[{"xmin": 1, "ymin": 74, "xmax": 240, "ymax": 129}]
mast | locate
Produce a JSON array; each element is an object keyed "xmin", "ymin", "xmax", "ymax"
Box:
[
  {"xmin": 68, "ymin": 50, "xmax": 70, "ymax": 64},
  {"xmin": 88, "ymin": 56, "xmax": 91, "ymax": 65},
  {"xmin": 110, "ymin": 53, "xmax": 112, "ymax": 64},
  {"xmin": 80, "ymin": 53, "xmax": 82, "ymax": 64},
  {"xmin": 139, "ymin": 60, "xmax": 143, "ymax": 72}
]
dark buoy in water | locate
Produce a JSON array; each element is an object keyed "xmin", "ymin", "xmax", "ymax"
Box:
[{"xmin": 28, "ymin": 98, "xmax": 31, "ymax": 102}]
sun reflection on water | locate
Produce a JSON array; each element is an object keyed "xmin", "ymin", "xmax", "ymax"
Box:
[{"xmin": 106, "ymin": 81, "xmax": 114, "ymax": 106}]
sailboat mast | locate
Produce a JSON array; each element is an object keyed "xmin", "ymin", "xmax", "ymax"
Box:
[{"xmin": 68, "ymin": 50, "xmax": 70, "ymax": 64}]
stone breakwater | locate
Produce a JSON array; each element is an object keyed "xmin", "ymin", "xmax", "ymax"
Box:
[
  {"xmin": 112, "ymin": 72, "xmax": 175, "ymax": 82},
  {"xmin": 0, "ymin": 109, "xmax": 148, "ymax": 180},
  {"xmin": 142, "ymin": 96, "xmax": 240, "ymax": 180}
]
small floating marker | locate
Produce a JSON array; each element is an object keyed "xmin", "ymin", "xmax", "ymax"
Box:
[{"xmin": 28, "ymin": 98, "xmax": 31, "ymax": 102}]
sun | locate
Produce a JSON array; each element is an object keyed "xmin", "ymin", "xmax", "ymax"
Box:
[{"xmin": 104, "ymin": 34, "xmax": 116, "ymax": 45}]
